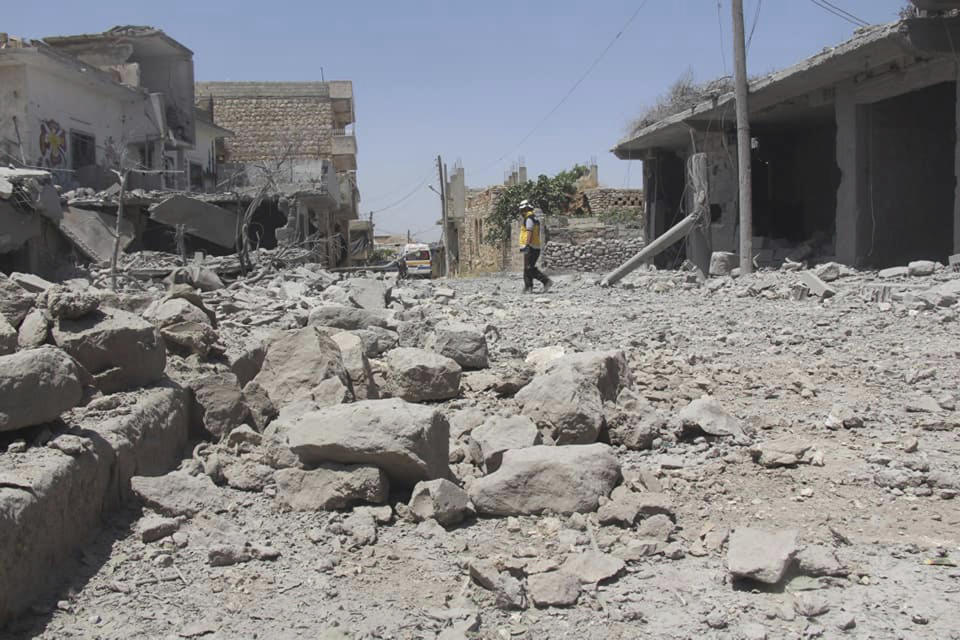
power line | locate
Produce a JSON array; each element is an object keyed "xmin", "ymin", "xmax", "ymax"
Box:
[
  {"xmin": 477, "ymin": 0, "xmax": 650, "ymax": 176},
  {"xmin": 364, "ymin": 164, "xmax": 435, "ymax": 205},
  {"xmin": 818, "ymin": 0, "xmax": 869, "ymax": 26},
  {"xmin": 808, "ymin": 0, "xmax": 868, "ymax": 27},
  {"xmin": 717, "ymin": 1, "xmax": 729, "ymax": 75},
  {"xmin": 747, "ymin": 0, "xmax": 763, "ymax": 52},
  {"xmin": 368, "ymin": 172, "xmax": 435, "ymax": 215}
]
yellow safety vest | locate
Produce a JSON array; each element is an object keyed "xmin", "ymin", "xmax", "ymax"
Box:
[{"xmin": 518, "ymin": 214, "xmax": 542, "ymax": 249}]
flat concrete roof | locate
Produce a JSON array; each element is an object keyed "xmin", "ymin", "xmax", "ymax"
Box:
[{"xmin": 614, "ymin": 20, "xmax": 922, "ymax": 157}]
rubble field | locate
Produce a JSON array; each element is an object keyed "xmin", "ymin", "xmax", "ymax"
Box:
[{"xmin": 2, "ymin": 257, "xmax": 960, "ymax": 640}]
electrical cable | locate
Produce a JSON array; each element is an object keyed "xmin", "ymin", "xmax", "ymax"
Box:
[
  {"xmin": 717, "ymin": 0, "xmax": 729, "ymax": 76},
  {"xmin": 364, "ymin": 164, "xmax": 436, "ymax": 205},
  {"xmin": 476, "ymin": 0, "xmax": 650, "ymax": 176},
  {"xmin": 369, "ymin": 173, "xmax": 435, "ymax": 214},
  {"xmin": 808, "ymin": 0, "xmax": 868, "ymax": 27},
  {"xmin": 818, "ymin": 0, "xmax": 869, "ymax": 26},
  {"xmin": 747, "ymin": 0, "xmax": 763, "ymax": 52}
]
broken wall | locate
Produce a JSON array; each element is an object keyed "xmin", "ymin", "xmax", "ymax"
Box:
[{"xmin": 0, "ymin": 66, "xmax": 28, "ymax": 165}]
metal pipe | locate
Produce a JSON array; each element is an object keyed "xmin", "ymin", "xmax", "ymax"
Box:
[{"xmin": 599, "ymin": 213, "xmax": 698, "ymax": 287}]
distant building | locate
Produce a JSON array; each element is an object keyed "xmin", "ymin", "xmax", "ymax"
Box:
[
  {"xmin": 195, "ymin": 81, "xmax": 360, "ymax": 266},
  {"xmin": 451, "ymin": 163, "xmax": 645, "ymax": 276},
  {"xmin": 0, "ymin": 26, "xmax": 216, "ymax": 191}
]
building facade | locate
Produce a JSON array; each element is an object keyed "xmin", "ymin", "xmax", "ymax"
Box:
[
  {"xmin": 615, "ymin": 13, "xmax": 960, "ymax": 270},
  {"xmin": 194, "ymin": 81, "xmax": 360, "ymax": 266},
  {"xmin": 0, "ymin": 26, "xmax": 203, "ymax": 191}
]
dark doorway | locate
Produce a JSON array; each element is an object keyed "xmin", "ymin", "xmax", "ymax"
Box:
[{"xmin": 861, "ymin": 81, "xmax": 956, "ymax": 267}]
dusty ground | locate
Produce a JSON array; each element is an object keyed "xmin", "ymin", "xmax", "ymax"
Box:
[{"xmin": 8, "ymin": 268, "xmax": 960, "ymax": 640}]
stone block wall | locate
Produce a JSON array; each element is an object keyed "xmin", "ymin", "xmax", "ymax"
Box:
[
  {"xmin": 461, "ymin": 186, "xmax": 515, "ymax": 273},
  {"xmin": 541, "ymin": 217, "xmax": 645, "ymax": 273},
  {"xmin": 195, "ymin": 83, "xmax": 334, "ymax": 164},
  {"xmin": 582, "ymin": 188, "xmax": 645, "ymax": 214}
]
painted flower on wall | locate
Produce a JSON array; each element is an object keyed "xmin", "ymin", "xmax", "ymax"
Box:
[{"xmin": 38, "ymin": 119, "xmax": 66, "ymax": 167}]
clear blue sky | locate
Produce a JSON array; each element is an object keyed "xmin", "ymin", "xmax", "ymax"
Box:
[{"xmin": 8, "ymin": 0, "xmax": 906, "ymax": 240}]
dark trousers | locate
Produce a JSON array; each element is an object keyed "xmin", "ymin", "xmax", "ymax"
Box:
[{"xmin": 523, "ymin": 248, "xmax": 549, "ymax": 290}]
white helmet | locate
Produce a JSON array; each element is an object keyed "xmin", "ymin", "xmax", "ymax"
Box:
[{"xmin": 518, "ymin": 199, "xmax": 533, "ymax": 211}]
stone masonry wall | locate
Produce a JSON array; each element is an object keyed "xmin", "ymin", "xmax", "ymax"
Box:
[
  {"xmin": 582, "ymin": 188, "xmax": 645, "ymax": 214},
  {"xmin": 462, "ymin": 186, "xmax": 515, "ymax": 273},
  {"xmin": 196, "ymin": 84, "xmax": 334, "ymax": 164},
  {"xmin": 458, "ymin": 185, "xmax": 645, "ymax": 275},
  {"xmin": 541, "ymin": 218, "xmax": 645, "ymax": 273}
]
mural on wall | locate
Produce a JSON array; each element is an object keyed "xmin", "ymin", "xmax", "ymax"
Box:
[{"xmin": 37, "ymin": 119, "xmax": 66, "ymax": 167}]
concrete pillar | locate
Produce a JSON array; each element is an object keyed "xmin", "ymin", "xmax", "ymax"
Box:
[
  {"xmin": 954, "ymin": 68, "xmax": 960, "ymax": 255},
  {"xmin": 835, "ymin": 86, "xmax": 864, "ymax": 266}
]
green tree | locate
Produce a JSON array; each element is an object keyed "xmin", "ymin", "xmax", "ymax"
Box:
[{"xmin": 484, "ymin": 165, "xmax": 589, "ymax": 245}]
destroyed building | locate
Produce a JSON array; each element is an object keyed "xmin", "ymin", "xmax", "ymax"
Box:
[
  {"xmin": 452, "ymin": 163, "xmax": 645, "ymax": 276},
  {"xmin": 194, "ymin": 82, "xmax": 362, "ymax": 267},
  {"xmin": 0, "ymin": 26, "xmax": 203, "ymax": 191},
  {"xmin": 615, "ymin": 14, "xmax": 960, "ymax": 271}
]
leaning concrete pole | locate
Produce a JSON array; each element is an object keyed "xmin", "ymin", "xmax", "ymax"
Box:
[
  {"xmin": 732, "ymin": 0, "xmax": 754, "ymax": 274},
  {"xmin": 599, "ymin": 213, "xmax": 699, "ymax": 287}
]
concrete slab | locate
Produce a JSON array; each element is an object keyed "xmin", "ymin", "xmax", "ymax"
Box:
[
  {"xmin": 59, "ymin": 206, "xmax": 135, "ymax": 265},
  {"xmin": 799, "ymin": 271, "xmax": 836, "ymax": 298},
  {"xmin": 150, "ymin": 195, "xmax": 238, "ymax": 249}
]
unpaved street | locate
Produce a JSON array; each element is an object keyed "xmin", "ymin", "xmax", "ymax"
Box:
[{"xmin": 7, "ymin": 267, "xmax": 960, "ymax": 640}]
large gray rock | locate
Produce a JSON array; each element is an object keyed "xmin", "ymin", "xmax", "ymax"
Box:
[
  {"xmin": 287, "ymin": 398, "xmax": 450, "ymax": 486},
  {"xmin": 251, "ymin": 327, "xmax": 351, "ymax": 409},
  {"xmin": 189, "ymin": 373, "xmax": 250, "ymax": 441},
  {"xmin": 160, "ymin": 321, "xmax": 220, "ymax": 357},
  {"xmin": 470, "ymin": 415, "xmax": 541, "ymax": 471},
  {"xmin": 52, "ymin": 307, "xmax": 166, "ymax": 393},
  {"xmin": 331, "ymin": 331, "xmax": 378, "ymax": 399},
  {"xmin": 709, "ymin": 251, "xmax": 738, "ymax": 276},
  {"xmin": 43, "ymin": 286, "xmax": 99, "ymax": 320},
  {"xmin": 353, "ymin": 327, "xmax": 399, "ymax": 357},
  {"xmin": 545, "ymin": 350, "xmax": 629, "ymax": 402},
  {"xmin": 345, "ymin": 279, "xmax": 389, "ymax": 310},
  {"xmin": 0, "ymin": 346, "xmax": 84, "ymax": 432},
  {"xmin": 605, "ymin": 388, "xmax": 667, "ymax": 450},
  {"xmin": 561, "ymin": 551, "xmax": 625, "ymax": 584},
  {"xmin": 274, "ymin": 465, "xmax": 389, "ymax": 511},
  {"xmin": 469, "ymin": 444, "xmax": 621, "ymax": 516},
  {"xmin": 131, "ymin": 471, "xmax": 225, "ymax": 518},
  {"xmin": 0, "ymin": 314, "xmax": 16, "ymax": 355},
  {"xmin": 469, "ymin": 559, "xmax": 526, "ymax": 610},
  {"xmin": 16, "ymin": 308, "xmax": 49, "ymax": 350},
  {"xmin": 0, "ymin": 275, "xmax": 35, "ymax": 328},
  {"xmin": 516, "ymin": 366, "xmax": 604, "ymax": 445},
  {"xmin": 408, "ymin": 479, "xmax": 470, "ymax": 527},
  {"xmin": 385, "ymin": 347, "xmax": 461, "ymax": 402},
  {"xmin": 145, "ymin": 297, "xmax": 211, "ymax": 328},
  {"xmin": 727, "ymin": 527, "xmax": 799, "ymax": 585},
  {"xmin": 307, "ymin": 304, "xmax": 388, "ymax": 330},
  {"xmin": 679, "ymin": 396, "xmax": 746, "ymax": 439},
  {"xmin": 527, "ymin": 571, "xmax": 580, "ymax": 608},
  {"xmin": 427, "ymin": 322, "xmax": 489, "ymax": 370},
  {"xmin": 908, "ymin": 260, "xmax": 936, "ymax": 277}
]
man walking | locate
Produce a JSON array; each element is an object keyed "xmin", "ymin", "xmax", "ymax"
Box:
[{"xmin": 518, "ymin": 200, "xmax": 552, "ymax": 293}]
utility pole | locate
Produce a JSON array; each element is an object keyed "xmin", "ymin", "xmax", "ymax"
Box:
[
  {"xmin": 732, "ymin": 0, "xmax": 753, "ymax": 274},
  {"xmin": 437, "ymin": 154, "xmax": 451, "ymax": 277}
]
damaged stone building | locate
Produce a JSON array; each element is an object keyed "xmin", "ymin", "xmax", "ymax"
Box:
[
  {"xmin": 194, "ymin": 82, "xmax": 363, "ymax": 267},
  {"xmin": 0, "ymin": 27, "xmax": 365, "ymax": 274},
  {"xmin": 615, "ymin": 13, "xmax": 960, "ymax": 271},
  {"xmin": 450, "ymin": 164, "xmax": 645, "ymax": 276}
]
